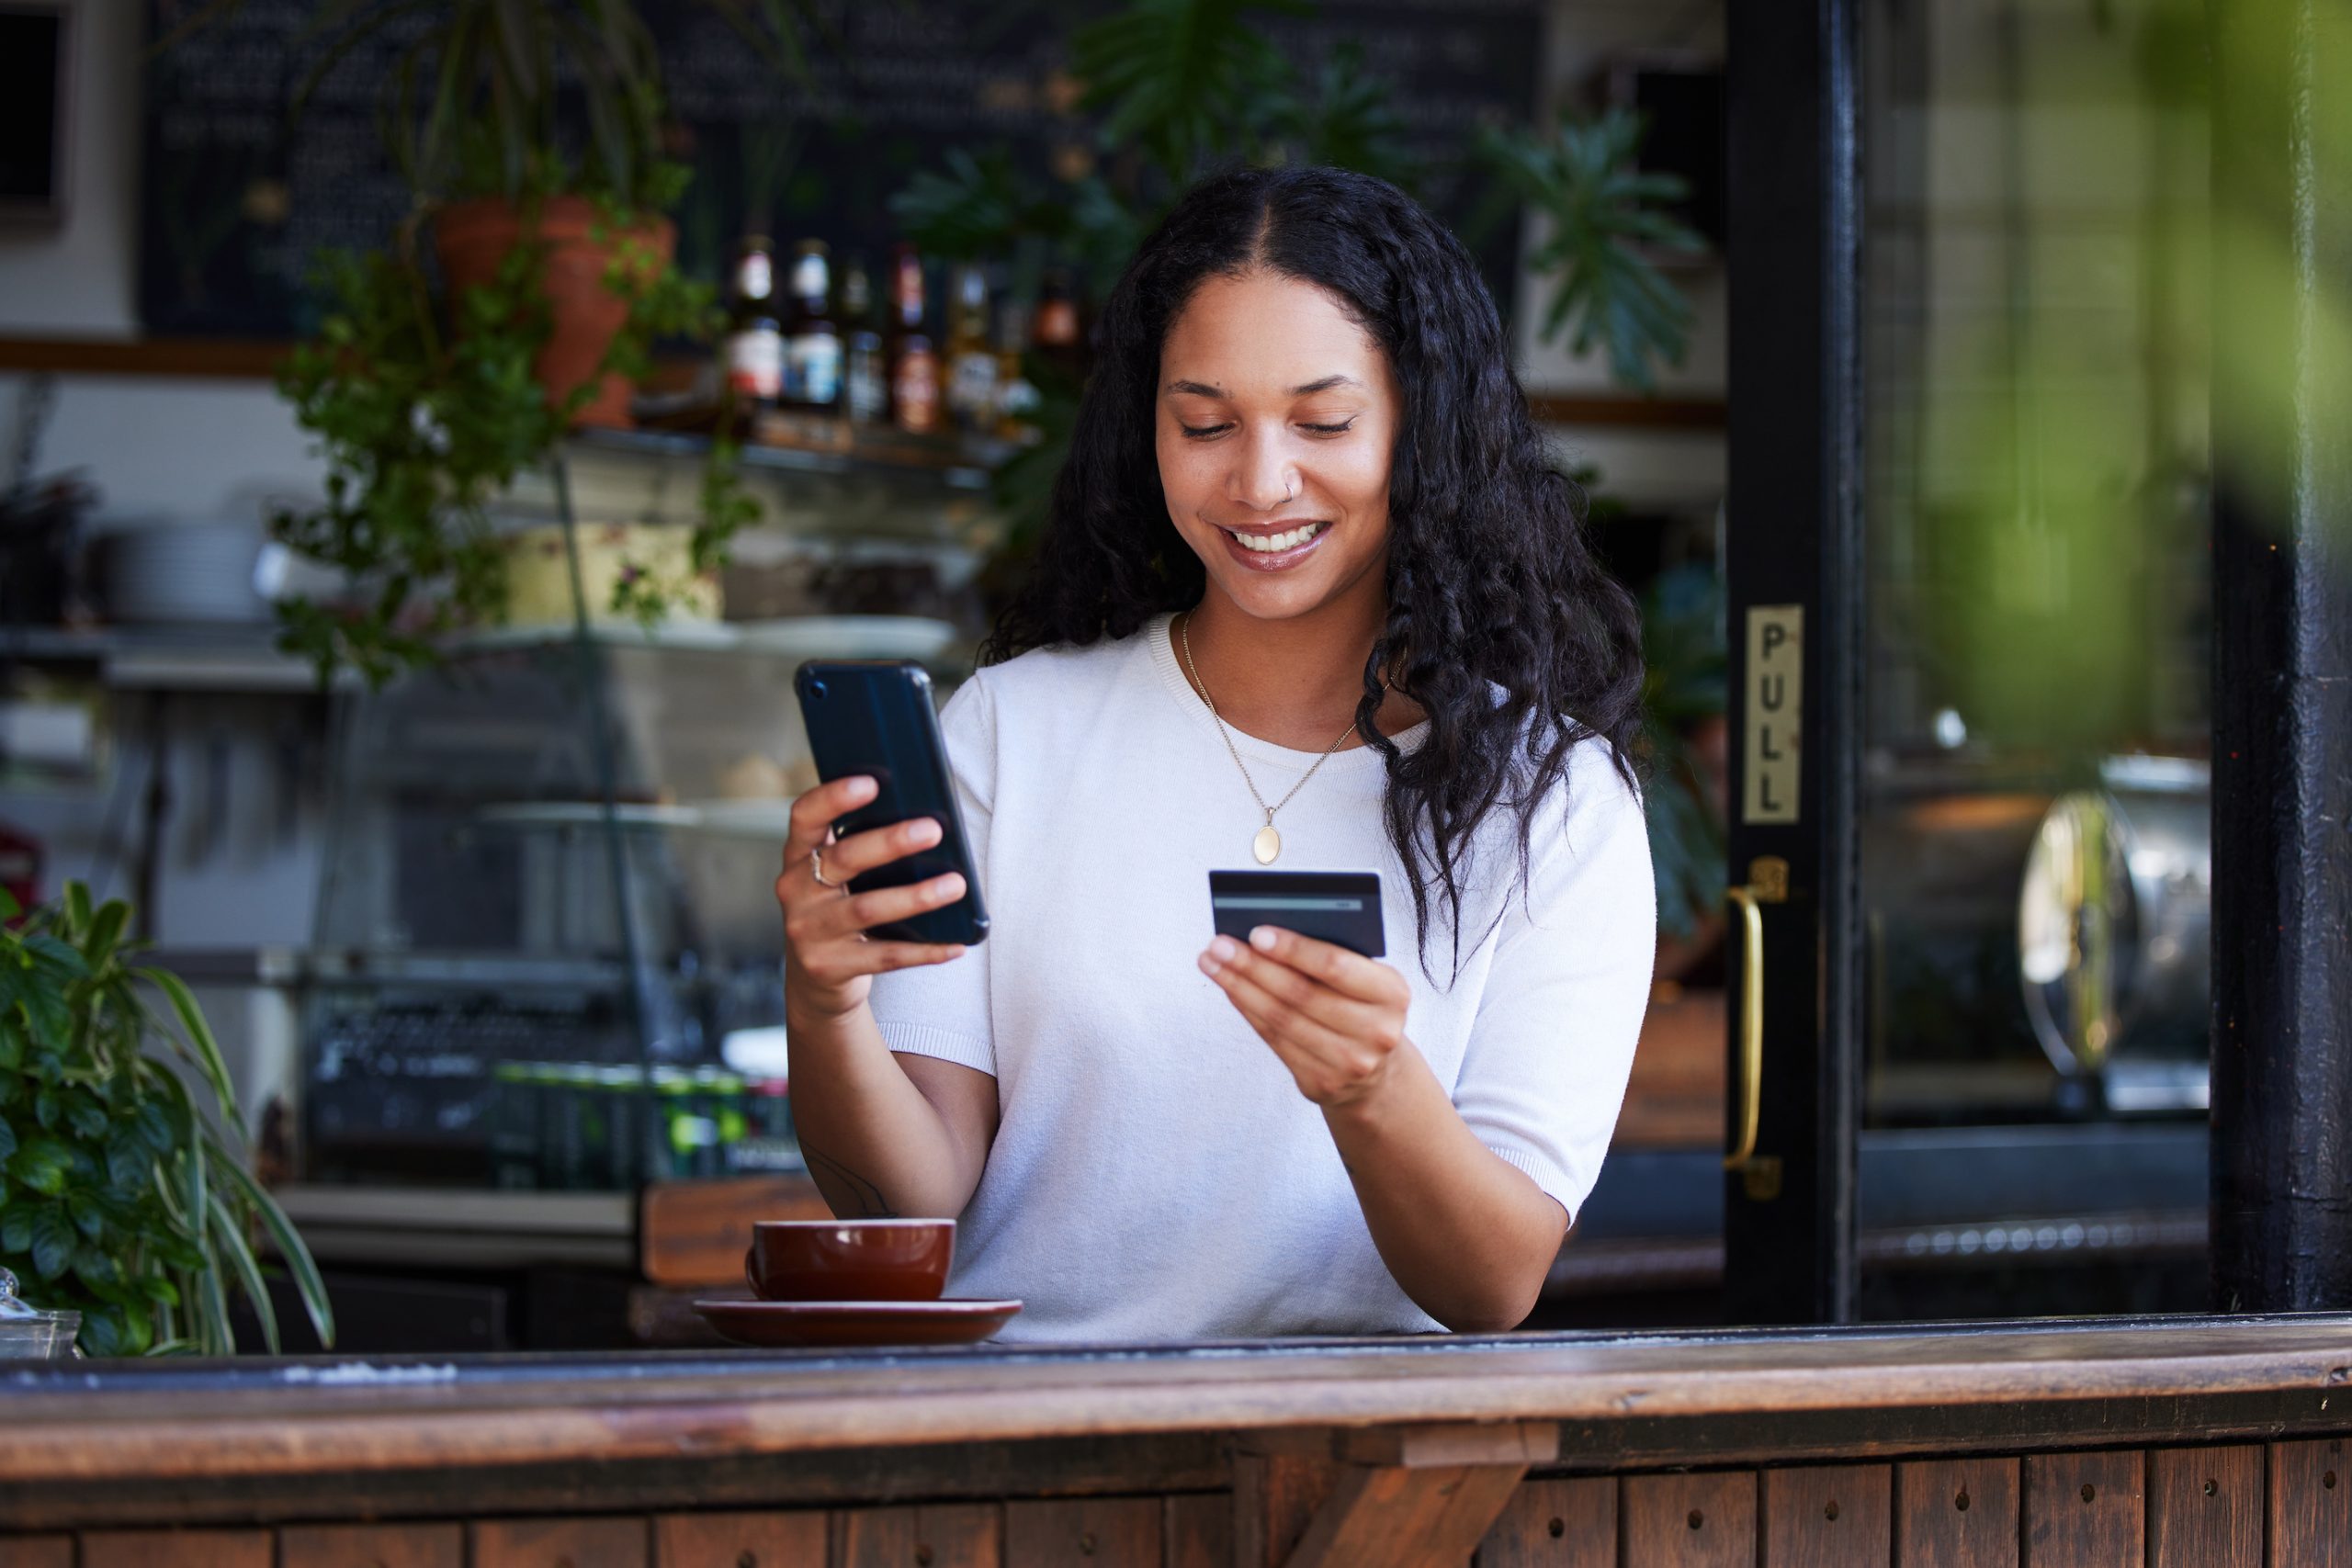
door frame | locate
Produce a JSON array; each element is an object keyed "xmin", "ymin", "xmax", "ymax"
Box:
[{"xmin": 1720, "ymin": 0, "xmax": 1867, "ymax": 1324}]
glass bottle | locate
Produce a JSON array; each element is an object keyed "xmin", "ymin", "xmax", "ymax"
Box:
[
  {"xmin": 889, "ymin": 243, "xmax": 942, "ymax": 434},
  {"xmin": 841, "ymin": 255, "xmax": 889, "ymax": 426},
  {"xmin": 785, "ymin": 240, "xmax": 842, "ymax": 413},
  {"xmin": 721, "ymin": 236, "xmax": 784, "ymax": 412},
  {"xmin": 1034, "ymin": 265, "xmax": 1085, "ymax": 381},
  {"xmin": 944, "ymin": 263, "xmax": 999, "ymax": 432}
]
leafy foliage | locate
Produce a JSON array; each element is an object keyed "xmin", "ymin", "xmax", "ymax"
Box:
[
  {"xmin": 0, "ymin": 884, "xmax": 333, "ymax": 1357},
  {"xmin": 891, "ymin": 0, "xmax": 1411, "ymax": 301},
  {"xmin": 1477, "ymin": 107, "xmax": 1708, "ymax": 391},
  {"xmin": 272, "ymin": 209, "xmax": 749, "ymax": 687}
]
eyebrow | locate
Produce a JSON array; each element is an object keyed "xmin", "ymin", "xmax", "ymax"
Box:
[{"xmin": 1162, "ymin": 375, "xmax": 1364, "ymax": 398}]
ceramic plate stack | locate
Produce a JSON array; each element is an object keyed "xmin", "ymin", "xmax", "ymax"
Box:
[{"xmin": 104, "ymin": 522, "xmax": 270, "ymax": 626}]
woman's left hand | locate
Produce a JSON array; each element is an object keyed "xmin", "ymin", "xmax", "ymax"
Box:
[{"xmin": 1198, "ymin": 926, "xmax": 1413, "ymax": 1109}]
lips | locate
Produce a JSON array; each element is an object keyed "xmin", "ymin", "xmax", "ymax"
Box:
[{"xmin": 1216, "ymin": 520, "xmax": 1331, "ymax": 571}]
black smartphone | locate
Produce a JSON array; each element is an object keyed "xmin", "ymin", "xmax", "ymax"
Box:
[
  {"xmin": 794, "ymin": 660, "xmax": 989, "ymax": 946},
  {"xmin": 1208, "ymin": 869, "xmax": 1386, "ymax": 958}
]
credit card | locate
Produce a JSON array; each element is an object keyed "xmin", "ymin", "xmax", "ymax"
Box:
[{"xmin": 1207, "ymin": 869, "xmax": 1386, "ymax": 958}]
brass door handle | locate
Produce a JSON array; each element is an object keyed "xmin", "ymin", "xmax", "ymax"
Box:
[{"xmin": 1725, "ymin": 857, "xmax": 1788, "ymax": 1197}]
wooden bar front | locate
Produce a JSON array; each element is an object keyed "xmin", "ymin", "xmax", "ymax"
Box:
[{"xmin": 2, "ymin": 1316, "xmax": 2347, "ymax": 1565}]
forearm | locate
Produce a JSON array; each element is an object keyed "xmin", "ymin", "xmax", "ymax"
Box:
[
  {"xmin": 1324, "ymin": 1043, "xmax": 1568, "ymax": 1332},
  {"xmin": 786, "ymin": 1000, "xmax": 981, "ymax": 1220}
]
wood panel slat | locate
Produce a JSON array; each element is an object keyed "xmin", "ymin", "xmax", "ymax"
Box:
[
  {"xmin": 1003, "ymin": 1498, "xmax": 1159, "ymax": 1567},
  {"xmin": 0, "ymin": 1540, "xmax": 73, "ymax": 1568},
  {"xmin": 1280, "ymin": 1463, "xmax": 1526, "ymax": 1568},
  {"xmin": 834, "ymin": 1504, "xmax": 999, "ymax": 1568},
  {"xmin": 1620, "ymin": 1472, "xmax": 1755, "ymax": 1568},
  {"xmin": 280, "ymin": 1523, "xmax": 464, "ymax": 1568},
  {"xmin": 1760, "ymin": 1464, "xmax": 1890, "ymax": 1568},
  {"xmin": 471, "ymin": 1517, "xmax": 650, "ymax": 1568},
  {"xmin": 1233, "ymin": 1451, "xmax": 1339, "ymax": 1568},
  {"xmin": 80, "ymin": 1532, "xmax": 268, "ymax": 1568},
  {"xmin": 2147, "ymin": 1446, "xmax": 2261, "ymax": 1568},
  {"xmin": 1476, "ymin": 1476, "xmax": 1613, "ymax": 1567},
  {"xmin": 2024, "ymin": 1450, "xmax": 2143, "ymax": 1567},
  {"xmin": 2268, "ymin": 1437, "xmax": 2352, "ymax": 1568},
  {"xmin": 652, "ymin": 1511, "xmax": 827, "ymax": 1567},
  {"xmin": 1895, "ymin": 1458, "xmax": 2018, "ymax": 1568},
  {"xmin": 1162, "ymin": 1495, "xmax": 1231, "ymax": 1568}
]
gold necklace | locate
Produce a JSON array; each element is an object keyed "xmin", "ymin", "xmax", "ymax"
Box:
[{"xmin": 1177, "ymin": 610, "xmax": 1363, "ymax": 865}]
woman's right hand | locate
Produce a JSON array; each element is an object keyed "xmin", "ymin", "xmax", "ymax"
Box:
[{"xmin": 777, "ymin": 774, "xmax": 970, "ymax": 1025}]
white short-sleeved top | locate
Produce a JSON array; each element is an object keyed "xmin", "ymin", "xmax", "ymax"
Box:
[{"xmin": 866, "ymin": 614, "xmax": 1655, "ymax": 1341}]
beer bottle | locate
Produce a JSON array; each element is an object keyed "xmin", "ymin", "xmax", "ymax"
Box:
[
  {"xmin": 722, "ymin": 236, "xmax": 784, "ymax": 412},
  {"xmin": 993, "ymin": 299, "xmax": 1040, "ymax": 441},
  {"xmin": 888, "ymin": 243, "xmax": 942, "ymax": 434},
  {"xmin": 841, "ymin": 255, "xmax": 889, "ymax": 426},
  {"xmin": 784, "ymin": 240, "xmax": 842, "ymax": 413},
  {"xmin": 1034, "ymin": 266, "xmax": 1085, "ymax": 382},
  {"xmin": 944, "ymin": 263, "xmax": 999, "ymax": 433}
]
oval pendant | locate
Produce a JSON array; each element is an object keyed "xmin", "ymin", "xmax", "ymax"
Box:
[{"xmin": 1252, "ymin": 824, "xmax": 1282, "ymax": 864}]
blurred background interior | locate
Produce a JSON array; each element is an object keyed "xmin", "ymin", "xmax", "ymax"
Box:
[{"xmin": 0, "ymin": 0, "xmax": 2219, "ymax": 1351}]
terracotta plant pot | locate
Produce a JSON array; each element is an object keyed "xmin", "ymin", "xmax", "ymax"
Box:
[{"xmin": 434, "ymin": 195, "xmax": 674, "ymax": 429}]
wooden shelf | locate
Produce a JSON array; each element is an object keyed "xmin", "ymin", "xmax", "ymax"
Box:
[
  {"xmin": 0, "ymin": 335, "xmax": 288, "ymax": 378},
  {"xmin": 1524, "ymin": 390, "xmax": 1726, "ymax": 430}
]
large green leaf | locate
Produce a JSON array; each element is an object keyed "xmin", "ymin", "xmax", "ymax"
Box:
[
  {"xmin": 214, "ymin": 1153, "xmax": 334, "ymax": 1350},
  {"xmin": 28, "ymin": 1204, "xmax": 74, "ymax": 1280},
  {"xmin": 80, "ymin": 900, "xmax": 130, "ymax": 969},
  {"xmin": 1476, "ymin": 107, "xmax": 1707, "ymax": 392},
  {"xmin": 208, "ymin": 1192, "xmax": 279, "ymax": 1355},
  {"xmin": 135, "ymin": 968, "xmax": 242, "ymax": 1131},
  {"xmin": 10, "ymin": 1135, "xmax": 74, "ymax": 1196}
]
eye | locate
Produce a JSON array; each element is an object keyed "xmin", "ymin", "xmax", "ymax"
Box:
[
  {"xmin": 1300, "ymin": 421, "xmax": 1356, "ymax": 436},
  {"xmin": 1179, "ymin": 422, "xmax": 1233, "ymax": 440}
]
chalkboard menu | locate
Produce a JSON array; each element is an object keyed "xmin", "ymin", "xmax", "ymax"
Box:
[{"xmin": 139, "ymin": 0, "xmax": 1541, "ymax": 340}]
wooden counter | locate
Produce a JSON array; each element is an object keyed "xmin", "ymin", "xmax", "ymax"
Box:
[{"xmin": 2, "ymin": 1315, "xmax": 2348, "ymax": 1565}]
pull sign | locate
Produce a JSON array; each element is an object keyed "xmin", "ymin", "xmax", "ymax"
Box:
[{"xmin": 1743, "ymin": 605, "xmax": 1804, "ymax": 824}]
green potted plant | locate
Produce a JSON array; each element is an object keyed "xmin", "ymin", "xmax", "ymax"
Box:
[
  {"xmin": 237, "ymin": 0, "xmax": 786, "ymax": 682},
  {"xmin": 0, "ymin": 884, "xmax": 332, "ymax": 1356},
  {"xmin": 1475, "ymin": 105, "xmax": 1710, "ymax": 392}
]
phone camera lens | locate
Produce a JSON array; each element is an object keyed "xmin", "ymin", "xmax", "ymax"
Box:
[{"xmin": 808, "ymin": 679, "xmax": 828, "ymax": 699}]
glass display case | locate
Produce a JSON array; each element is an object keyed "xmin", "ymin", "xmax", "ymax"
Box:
[{"xmin": 296, "ymin": 436, "xmax": 989, "ymax": 1191}]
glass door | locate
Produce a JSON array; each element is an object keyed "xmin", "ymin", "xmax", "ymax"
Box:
[{"xmin": 1723, "ymin": 0, "xmax": 2211, "ymax": 1324}]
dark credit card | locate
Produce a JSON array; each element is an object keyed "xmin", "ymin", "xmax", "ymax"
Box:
[{"xmin": 1208, "ymin": 869, "xmax": 1386, "ymax": 958}]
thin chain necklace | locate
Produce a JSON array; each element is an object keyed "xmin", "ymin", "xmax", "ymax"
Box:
[{"xmin": 1177, "ymin": 609, "xmax": 1364, "ymax": 865}]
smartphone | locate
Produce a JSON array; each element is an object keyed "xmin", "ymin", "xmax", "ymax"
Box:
[
  {"xmin": 1208, "ymin": 869, "xmax": 1386, "ymax": 958},
  {"xmin": 794, "ymin": 660, "xmax": 989, "ymax": 946}
]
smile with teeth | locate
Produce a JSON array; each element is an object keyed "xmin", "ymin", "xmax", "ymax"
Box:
[{"xmin": 1224, "ymin": 522, "xmax": 1330, "ymax": 553}]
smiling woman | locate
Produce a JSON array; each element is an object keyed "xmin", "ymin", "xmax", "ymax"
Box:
[{"xmin": 777, "ymin": 164, "xmax": 1656, "ymax": 1342}]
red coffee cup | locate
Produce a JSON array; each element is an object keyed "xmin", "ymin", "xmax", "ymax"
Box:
[{"xmin": 742, "ymin": 1218, "xmax": 956, "ymax": 1302}]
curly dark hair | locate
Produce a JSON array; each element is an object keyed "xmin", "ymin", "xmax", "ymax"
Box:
[{"xmin": 984, "ymin": 164, "xmax": 1646, "ymax": 975}]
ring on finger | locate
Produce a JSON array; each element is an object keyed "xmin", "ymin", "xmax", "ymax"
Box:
[{"xmin": 809, "ymin": 844, "xmax": 845, "ymax": 890}]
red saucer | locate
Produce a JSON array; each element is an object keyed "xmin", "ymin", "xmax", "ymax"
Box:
[{"xmin": 694, "ymin": 1297, "xmax": 1023, "ymax": 1348}]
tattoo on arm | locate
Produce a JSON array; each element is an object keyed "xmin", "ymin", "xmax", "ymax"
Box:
[{"xmin": 803, "ymin": 1146, "xmax": 901, "ymax": 1218}]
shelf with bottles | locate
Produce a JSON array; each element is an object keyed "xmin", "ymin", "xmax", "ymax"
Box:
[{"xmin": 674, "ymin": 234, "xmax": 1086, "ymax": 468}]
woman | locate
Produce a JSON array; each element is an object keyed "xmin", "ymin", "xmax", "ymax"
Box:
[{"xmin": 776, "ymin": 164, "xmax": 1654, "ymax": 1340}]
